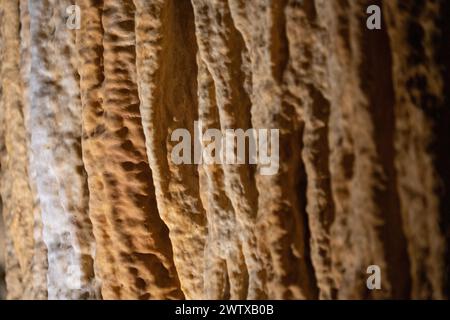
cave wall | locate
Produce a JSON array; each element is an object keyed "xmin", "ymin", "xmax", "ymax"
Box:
[{"xmin": 0, "ymin": 0, "xmax": 448, "ymax": 300}]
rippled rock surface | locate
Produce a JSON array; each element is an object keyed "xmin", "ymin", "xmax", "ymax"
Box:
[{"xmin": 0, "ymin": 0, "xmax": 449, "ymax": 300}]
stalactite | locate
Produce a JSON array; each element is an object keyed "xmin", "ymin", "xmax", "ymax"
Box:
[
  {"xmin": 0, "ymin": 0, "xmax": 47, "ymax": 299},
  {"xmin": 27, "ymin": 0, "xmax": 97, "ymax": 299}
]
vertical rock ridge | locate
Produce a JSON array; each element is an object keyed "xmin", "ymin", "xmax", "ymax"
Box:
[
  {"xmin": 0, "ymin": 0, "xmax": 47, "ymax": 299},
  {"xmin": 192, "ymin": 0, "xmax": 269, "ymax": 299},
  {"xmin": 197, "ymin": 52, "xmax": 254, "ymax": 299},
  {"xmin": 329, "ymin": 0, "xmax": 390, "ymax": 299},
  {"xmin": 284, "ymin": 0, "xmax": 336, "ymax": 299},
  {"xmin": 77, "ymin": 0, "xmax": 183, "ymax": 299},
  {"xmin": 384, "ymin": 0, "xmax": 448, "ymax": 299},
  {"xmin": 19, "ymin": 0, "xmax": 48, "ymax": 300},
  {"xmin": 134, "ymin": 0, "xmax": 204, "ymax": 299},
  {"xmin": 76, "ymin": 0, "xmax": 116, "ymax": 299},
  {"xmin": 225, "ymin": 0, "xmax": 320, "ymax": 299},
  {"xmin": 357, "ymin": 0, "xmax": 410, "ymax": 299},
  {"xmin": 28, "ymin": 0, "xmax": 97, "ymax": 299}
]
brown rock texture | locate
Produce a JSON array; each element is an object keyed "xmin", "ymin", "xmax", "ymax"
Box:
[{"xmin": 0, "ymin": 0, "xmax": 449, "ymax": 300}]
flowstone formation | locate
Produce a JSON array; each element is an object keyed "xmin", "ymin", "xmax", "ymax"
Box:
[{"xmin": 0, "ymin": 0, "xmax": 448, "ymax": 300}]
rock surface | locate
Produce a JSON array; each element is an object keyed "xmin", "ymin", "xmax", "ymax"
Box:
[{"xmin": 0, "ymin": 0, "xmax": 448, "ymax": 299}]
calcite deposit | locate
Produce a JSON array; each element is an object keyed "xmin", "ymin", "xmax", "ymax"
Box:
[{"xmin": 0, "ymin": 0, "xmax": 448, "ymax": 300}]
